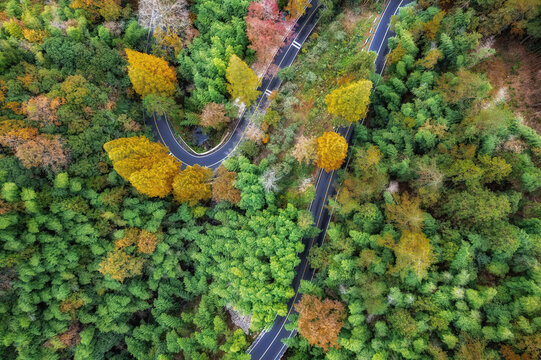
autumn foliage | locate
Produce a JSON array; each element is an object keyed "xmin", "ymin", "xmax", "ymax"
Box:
[
  {"xmin": 125, "ymin": 49, "xmax": 177, "ymax": 98},
  {"xmin": 115, "ymin": 228, "xmax": 159, "ymax": 254},
  {"xmin": 172, "ymin": 164, "xmax": 213, "ymax": 205},
  {"xmin": 315, "ymin": 131, "xmax": 348, "ymax": 172},
  {"xmin": 200, "ymin": 102, "xmax": 231, "ymax": 129},
  {"xmin": 212, "ymin": 166, "xmax": 241, "ymax": 204},
  {"xmin": 384, "ymin": 192, "xmax": 425, "ymax": 233},
  {"xmin": 380, "ymin": 230, "xmax": 435, "ymax": 279},
  {"xmin": 99, "ymin": 249, "xmax": 144, "ymax": 282},
  {"xmin": 246, "ymin": 0, "xmax": 287, "ymax": 66},
  {"xmin": 285, "ymin": 0, "xmax": 311, "ymax": 20},
  {"xmin": 226, "ymin": 54, "xmax": 260, "ymax": 106},
  {"xmin": 292, "ymin": 135, "xmax": 317, "ymax": 165},
  {"xmin": 24, "ymin": 95, "xmax": 63, "ymax": 127},
  {"xmin": 103, "ymin": 136, "xmax": 181, "ymax": 198},
  {"xmin": 424, "ymin": 10, "xmax": 445, "ymax": 40},
  {"xmin": 0, "ymin": 125, "xmax": 70, "ymax": 171},
  {"xmin": 295, "ymin": 294, "xmax": 346, "ymax": 352},
  {"xmin": 325, "ymin": 80, "xmax": 373, "ymax": 123},
  {"xmin": 70, "ymin": 0, "xmax": 123, "ymax": 21}
]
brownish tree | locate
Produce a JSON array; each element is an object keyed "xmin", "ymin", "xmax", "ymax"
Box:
[
  {"xmin": 384, "ymin": 192, "xmax": 425, "ymax": 233},
  {"xmin": 0, "ymin": 127, "xmax": 70, "ymax": 171},
  {"xmin": 24, "ymin": 95, "xmax": 62, "ymax": 127},
  {"xmin": 200, "ymin": 102, "xmax": 231, "ymax": 129},
  {"xmin": 115, "ymin": 228, "xmax": 159, "ymax": 254},
  {"xmin": 292, "ymin": 135, "xmax": 317, "ymax": 165},
  {"xmin": 212, "ymin": 166, "xmax": 241, "ymax": 204},
  {"xmin": 295, "ymin": 294, "xmax": 346, "ymax": 352}
]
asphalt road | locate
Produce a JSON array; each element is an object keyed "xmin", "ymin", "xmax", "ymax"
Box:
[
  {"xmin": 147, "ymin": 0, "xmax": 323, "ymax": 169},
  {"xmin": 146, "ymin": 0, "xmax": 411, "ymax": 358}
]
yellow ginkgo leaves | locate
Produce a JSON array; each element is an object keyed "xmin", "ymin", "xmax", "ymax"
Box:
[
  {"xmin": 125, "ymin": 49, "xmax": 177, "ymax": 98},
  {"xmin": 104, "ymin": 136, "xmax": 180, "ymax": 198},
  {"xmin": 316, "ymin": 131, "xmax": 348, "ymax": 172},
  {"xmin": 325, "ymin": 79, "xmax": 372, "ymax": 123}
]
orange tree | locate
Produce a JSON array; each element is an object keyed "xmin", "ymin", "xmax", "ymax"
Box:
[
  {"xmin": 125, "ymin": 49, "xmax": 177, "ymax": 98},
  {"xmin": 315, "ymin": 131, "xmax": 348, "ymax": 172},
  {"xmin": 295, "ymin": 294, "xmax": 346, "ymax": 351},
  {"xmin": 211, "ymin": 165, "xmax": 241, "ymax": 204}
]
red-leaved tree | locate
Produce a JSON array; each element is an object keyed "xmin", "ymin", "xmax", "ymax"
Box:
[{"xmin": 246, "ymin": 0, "xmax": 288, "ymax": 68}]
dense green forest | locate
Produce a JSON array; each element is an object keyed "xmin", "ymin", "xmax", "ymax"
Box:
[{"xmin": 0, "ymin": 0, "xmax": 540, "ymax": 359}]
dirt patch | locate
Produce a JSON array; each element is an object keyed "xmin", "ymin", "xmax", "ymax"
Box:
[{"xmin": 477, "ymin": 37, "xmax": 541, "ymax": 133}]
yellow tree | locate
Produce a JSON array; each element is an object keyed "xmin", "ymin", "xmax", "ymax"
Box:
[
  {"xmin": 103, "ymin": 136, "xmax": 181, "ymax": 197},
  {"xmin": 417, "ymin": 48, "xmax": 442, "ymax": 69},
  {"xmin": 98, "ymin": 249, "xmax": 144, "ymax": 282},
  {"xmin": 386, "ymin": 43, "xmax": 407, "ymax": 64},
  {"xmin": 125, "ymin": 49, "xmax": 177, "ymax": 98},
  {"xmin": 71, "ymin": 0, "xmax": 123, "ymax": 21},
  {"xmin": 379, "ymin": 231, "xmax": 435, "ymax": 280},
  {"xmin": 424, "ymin": 10, "xmax": 445, "ymax": 40},
  {"xmin": 172, "ymin": 164, "xmax": 212, "ymax": 205},
  {"xmin": 325, "ymin": 79, "xmax": 373, "ymax": 123},
  {"xmin": 226, "ymin": 54, "xmax": 260, "ymax": 106},
  {"xmin": 316, "ymin": 131, "xmax": 348, "ymax": 172},
  {"xmin": 285, "ymin": 0, "xmax": 311, "ymax": 20}
]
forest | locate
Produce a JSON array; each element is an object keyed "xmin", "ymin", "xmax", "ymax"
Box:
[{"xmin": 0, "ymin": 0, "xmax": 540, "ymax": 359}]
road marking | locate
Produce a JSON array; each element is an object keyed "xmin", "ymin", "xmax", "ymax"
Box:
[
  {"xmin": 375, "ymin": 0, "xmax": 404, "ymax": 57},
  {"xmin": 265, "ymin": 89, "xmax": 273, "ymax": 96},
  {"xmin": 292, "ymin": 40, "xmax": 302, "ymax": 49}
]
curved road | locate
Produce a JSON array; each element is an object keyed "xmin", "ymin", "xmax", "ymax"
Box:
[
  {"xmin": 147, "ymin": 0, "xmax": 411, "ymax": 358},
  {"xmin": 148, "ymin": 1, "xmax": 323, "ymax": 169}
]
